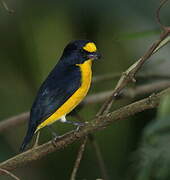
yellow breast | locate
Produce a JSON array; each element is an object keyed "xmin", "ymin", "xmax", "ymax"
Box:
[{"xmin": 36, "ymin": 59, "xmax": 92, "ymax": 132}]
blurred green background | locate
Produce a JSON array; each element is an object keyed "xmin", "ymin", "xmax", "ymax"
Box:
[{"xmin": 0, "ymin": 0, "xmax": 170, "ymax": 179}]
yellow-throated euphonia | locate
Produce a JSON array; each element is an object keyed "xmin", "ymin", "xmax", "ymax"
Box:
[{"xmin": 20, "ymin": 40, "xmax": 100, "ymax": 152}]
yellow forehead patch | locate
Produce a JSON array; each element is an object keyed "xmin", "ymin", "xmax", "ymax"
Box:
[{"xmin": 83, "ymin": 42, "xmax": 97, "ymax": 53}]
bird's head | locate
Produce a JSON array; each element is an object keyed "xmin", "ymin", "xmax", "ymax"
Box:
[{"xmin": 60, "ymin": 40, "xmax": 101, "ymax": 65}]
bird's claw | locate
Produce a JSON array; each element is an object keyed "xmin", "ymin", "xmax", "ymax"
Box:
[
  {"xmin": 51, "ymin": 135, "xmax": 61, "ymax": 147},
  {"xmin": 75, "ymin": 121, "xmax": 88, "ymax": 131}
]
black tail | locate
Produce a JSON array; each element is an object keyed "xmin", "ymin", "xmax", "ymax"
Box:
[{"xmin": 20, "ymin": 128, "xmax": 35, "ymax": 152}]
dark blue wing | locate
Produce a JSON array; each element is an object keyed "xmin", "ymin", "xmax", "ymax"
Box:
[
  {"xmin": 20, "ymin": 63, "xmax": 81, "ymax": 151},
  {"xmin": 31, "ymin": 63, "xmax": 81, "ymax": 125}
]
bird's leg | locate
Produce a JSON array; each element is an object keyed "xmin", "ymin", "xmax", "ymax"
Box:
[
  {"xmin": 47, "ymin": 126, "xmax": 61, "ymax": 149},
  {"xmin": 33, "ymin": 131, "xmax": 40, "ymax": 148},
  {"xmin": 60, "ymin": 116, "xmax": 85, "ymax": 131},
  {"xmin": 48, "ymin": 126, "xmax": 60, "ymax": 139}
]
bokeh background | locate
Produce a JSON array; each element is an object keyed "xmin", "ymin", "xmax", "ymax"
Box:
[{"xmin": 0, "ymin": 0, "xmax": 170, "ymax": 179}]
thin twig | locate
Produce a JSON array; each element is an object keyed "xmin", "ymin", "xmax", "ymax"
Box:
[
  {"xmin": 97, "ymin": 28, "xmax": 170, "ymax": 117},
  {"xmin": 96, "ymin": 0, "xmax": 170, "ymax": 117},
  {"xmin": 156, "ymin": 0, "xmax": 169, "ymax": 29},
  {"xmin": 92, "ymin": 73, "xmax": 121, "ymax": 83},
  {"xmin": 84, "ymin": 80, "xmax": 170, "ymax": 104},
  {"xmin": 70, "ymin": 137, "xmax": 88, "ymax": 180},
  {"xmin": 92, "ymin": 73, "xmax": 170, "ymax": 83},
  {"xmin": 0, "ymin": 112, "xmax": 29, "ymax": 132},
  {"xmin": 73, "ymin": 113, "xmax": 109, "ymax": 180},
  {"xmin": 0, "ymin": 87, "xmax": 169, "ymax": 172},
  {"xmin": 125, "ymin": 81, "xmax": 170, "ymax": 98},
  {"xmin": 70, "ymin": 113, "xmax": 87, "ymax": 180},
  {"xmin": 0, "ymin": 168, "xmax": 20, "ymax": 180},
  {"xmin": 0, "ymin": 0, "xmax": 14, "ymax": 13},
  {"xmin": 88, "ymin": 134, "xmax": 109, "ymax": 180}
]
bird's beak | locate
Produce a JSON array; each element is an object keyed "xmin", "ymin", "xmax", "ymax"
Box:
[{"xmin": 87, "ymin": 52, "xmax": 101, "ymax": 60}]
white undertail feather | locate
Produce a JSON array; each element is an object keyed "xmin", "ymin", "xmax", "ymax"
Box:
[{"xmin": 60, "ymin": 115, "xmax": 66, "ymax": 122}]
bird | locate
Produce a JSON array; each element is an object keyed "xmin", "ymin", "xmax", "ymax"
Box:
[{"xmin": 20, "ymin": 40, "xmax": 101, "ymax": 152}]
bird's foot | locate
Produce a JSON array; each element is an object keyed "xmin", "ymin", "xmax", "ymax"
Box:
[
  {"xmin": 51, "ymin": 131, "xmax": 59, "ymax": 138},
  {"xmin": 48, "ymin": 126, "xmax": 60, "ymax": 138},
  {"xmin": 51, "ymin": 134, "xmax": 61, "ymax": 147},
  {"xmin": 60, "ymin": 118, "xmax": 88, "ymax": 131},
  {"xmin": 75, "ymin": 121, "xmax": 88, "ymax": 131},
  {"xmin": 47, "ymin": 126, "xmax": 61, "ymax": 147}
]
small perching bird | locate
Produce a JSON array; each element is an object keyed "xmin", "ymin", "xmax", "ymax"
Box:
[{"xmin": 20, "ymin": 40, "xmax": 101, "ymax": 152}]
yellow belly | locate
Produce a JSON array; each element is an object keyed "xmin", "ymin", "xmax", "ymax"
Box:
[{"xmin": 36, "ymin": 59, "xmax": 92, "ymax": 132}]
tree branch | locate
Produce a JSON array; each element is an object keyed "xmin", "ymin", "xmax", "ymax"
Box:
[
  {"xmin": 72, "ymin": 113, "xmax": 109, "ymax": 180},
  {"xmin": 88, "ymin": 134, "xmax": 109, "ymax": 180},
  {"xmin": 84, "ymin": 80, "xmax": 170, "ymax": 104},
  {"xmin": 70, "ymin": 137, "xmax": 88, "ymax": 180},
  {"xmin": 0, "ymin": 168, "xmax": 20, "ymax": 180},
  {"xmin": 156, "ymin": 0, "xmax": 169, "ymax": 29},
  {"xmin": 92, "ymin": 73, "xmax": 170, "ymax": 83},
  {"xmin": 0, "ymin": 0, "xmax": 14, "ymax": 13},
  {"xmin": 0, "ymin": 87, "xmax": 169, "ymax": 173},
  {"xmin": 0, "ymin": 1, "xmax": 169, "ymax": 175},
  {"xmin": 0, "ymin": 112, "xmax": 29, "ymax": 132},
  {"xmin": 97, "ymin": 2, "xmax": 170, "ymax": 116},
  {"xmin": 0, "ymin": 80, "xmax": 170, "ymax": 133}
]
